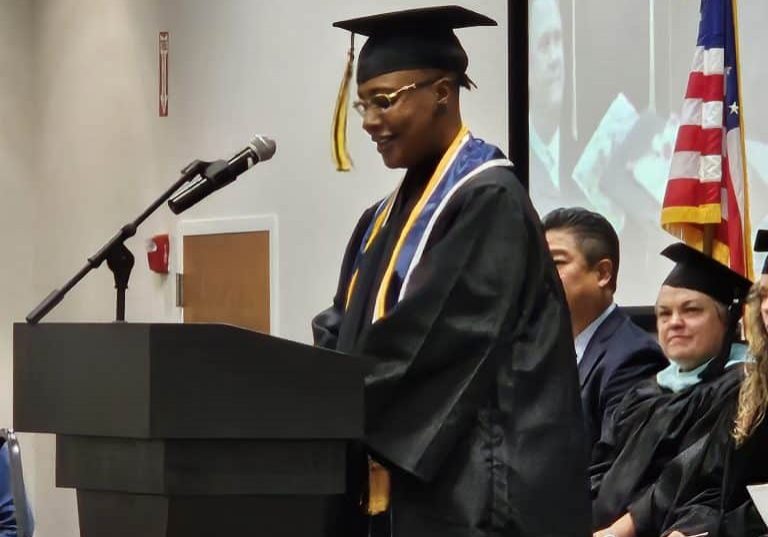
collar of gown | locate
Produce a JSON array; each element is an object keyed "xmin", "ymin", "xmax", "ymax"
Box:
[{"xmin": 657, "ymin": 342, "xmax": 749, "ymax": 393}]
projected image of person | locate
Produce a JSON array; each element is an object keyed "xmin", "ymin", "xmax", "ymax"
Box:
[
  {"xmin": 597, "ymin": 112, "xmax": 680, "ymax": 299},
  {"xmin": 529, "ymin": 0, "xmax": 588, "ymax": 215},
  {"xmin": 530, "ymin": 0, "xmax": 684, "ymax": 299},
  {"xmin": 529, "ymin": 0, "xmax": 563, "ymax": 189}
]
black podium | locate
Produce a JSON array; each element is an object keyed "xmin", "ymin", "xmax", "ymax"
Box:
[{"xmin": 13, "ymin": 323, "xmax": 365, "ymax": 537}]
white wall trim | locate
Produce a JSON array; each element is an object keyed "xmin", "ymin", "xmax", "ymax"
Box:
[{"xmin": 174, "ymin": 214, "xmax": 280, "ymax": 336}]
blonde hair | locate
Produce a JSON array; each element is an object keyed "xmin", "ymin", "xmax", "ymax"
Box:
[{"xmin": 733, "ymin": 282, "xmax": 768, "ymax": 446}]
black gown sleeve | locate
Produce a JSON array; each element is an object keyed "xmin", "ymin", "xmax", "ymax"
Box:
[
  {"xmin": 590, "ymin": 382, "xmax": 649, "ymax": 496},
  {"xmin": 311, "ymin": 205, "xmax": 378, "ymax": 350},
  {"xmin": 600, "ymin": 345, "xmax": 667, "ymax": 433}
]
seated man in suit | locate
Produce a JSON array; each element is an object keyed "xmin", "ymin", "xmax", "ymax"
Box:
[{"xmin": 544, "ymin": 207, "xmax": 667, "ymax": 447}]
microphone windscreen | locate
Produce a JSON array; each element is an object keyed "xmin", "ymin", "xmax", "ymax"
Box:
[{"xmin": 250, "ymin": 135, "xmax": 277, "ymax": 162}]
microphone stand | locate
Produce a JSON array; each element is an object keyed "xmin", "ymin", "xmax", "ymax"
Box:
[{"xmin": 26, "ymin": 159, "xmax": 209, "ymax": 325}]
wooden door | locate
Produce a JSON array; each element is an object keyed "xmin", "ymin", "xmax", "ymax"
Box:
[{"xmin": 181, "ymin": 231, "xmax": 270, "ymax": 333}]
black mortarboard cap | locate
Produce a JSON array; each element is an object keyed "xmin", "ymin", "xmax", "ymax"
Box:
[
  {"xmin": 755, "ymin": 229, "xmax": 768, "ymax": 275},
  {"xmin": 333, "ymin": 5, "xmax": 497, "ymax": 86},
  {"xmin": 661, "ymin": 243, "xmax": 752, "ymax": 305}
]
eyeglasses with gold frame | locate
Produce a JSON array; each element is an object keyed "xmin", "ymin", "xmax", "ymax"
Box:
[{"xmin": 352, "ymin": 77, "xmax": 442, "ymax": 117}]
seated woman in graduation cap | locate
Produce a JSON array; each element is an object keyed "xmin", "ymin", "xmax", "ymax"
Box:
[
  {"xmin": 638, "ymin": 231, "xmax": 768, "ymax": 537},
  {"xmin": 590, "ymin": 242, "xmax": 752, "ymax": 537}
]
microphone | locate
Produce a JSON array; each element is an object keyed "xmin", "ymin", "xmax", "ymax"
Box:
[{"xmin": 168, "ymin": 135, "xmax": 276, "ymax": 214}]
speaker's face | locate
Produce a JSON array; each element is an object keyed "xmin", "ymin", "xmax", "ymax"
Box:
[{"xmin": 357, "ymin": 69, "xmax": 449, "ymax": 170}]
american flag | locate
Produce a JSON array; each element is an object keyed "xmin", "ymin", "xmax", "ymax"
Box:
[{"xmin": 661, "ymin": 0, "xmax": 753, "ymax": 278}]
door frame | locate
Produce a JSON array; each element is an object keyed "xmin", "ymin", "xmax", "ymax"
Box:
[{"xmin": 174, "ymin": 214, "xmax": 280, "ymax": 335}]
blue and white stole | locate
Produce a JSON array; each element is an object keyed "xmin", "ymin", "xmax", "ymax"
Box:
[{"xmin": 344, "ymin": 126, "xmax": 513, "ymax": 323}]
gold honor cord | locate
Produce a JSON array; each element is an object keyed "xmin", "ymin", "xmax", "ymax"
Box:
[
  {"xmin": 373, "ymin": 125, "xmax": 470, "ymax": 322},
  {"xmin": 332, "ymin": 35, "xmax": 355, "ymax": 172},
  {"xmin": 344, "ymin": 193, "xmax": 397, "ymax": 310},
  {"xmin": 362, "ymin": 127, "xmax": 471, "ymax": 515},
  {"xmin": 366, "ymin": 459, "xmax": 391, "ymax": 515}
]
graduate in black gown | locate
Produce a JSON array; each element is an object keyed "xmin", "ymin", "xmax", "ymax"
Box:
[
  {"xmin": 643, "ymin": 231, "xmax": 768, "ymax": 537},
  {"xmin": 590, "ymin": 243, "xmax": 752, "ymax": 537},
  {"xmin": 312, "ymin": 6, "xmax": 590, "ymax": 537}
]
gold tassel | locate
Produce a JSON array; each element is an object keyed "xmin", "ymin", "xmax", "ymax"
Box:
[
  {"xmin": 332, "ymin": 34, "xmax": 355, "ymax": 172},
  {"xmin": 366, "ymin": 458, "xmax": 391, "ymax": 515}
]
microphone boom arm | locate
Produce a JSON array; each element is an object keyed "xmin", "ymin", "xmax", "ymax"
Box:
[{"xmin": 26, "ymin": 160, "xmax": 209, "ymax": 324}]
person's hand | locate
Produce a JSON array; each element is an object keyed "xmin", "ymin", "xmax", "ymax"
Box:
[
  {"xmin": 593, "ymin": 512, "xmax": 637, "ymax": 537},
  {"xmin": 666, "ymin": 532, "xmax": 687, "ymax": 537}
]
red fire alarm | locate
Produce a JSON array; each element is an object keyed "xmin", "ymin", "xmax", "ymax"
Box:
[{"xmin": 147, "ymin": 234, "xmax": 170, "ymax": 274}]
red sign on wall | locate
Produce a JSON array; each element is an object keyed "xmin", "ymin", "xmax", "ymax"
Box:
[{"xmin": 159, "ymin": 32, "xmax": 169, "ymax": 117}]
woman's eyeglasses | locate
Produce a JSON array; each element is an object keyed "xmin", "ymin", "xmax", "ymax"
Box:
[{"xmin": 352, "ymin": 77, "xmax": 443, "ymax": 117}]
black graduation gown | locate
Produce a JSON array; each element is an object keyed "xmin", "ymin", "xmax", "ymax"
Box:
[
  {"xmin": 705, "ymin": 407, "xmax": 768, "ymax": 537},
  {"xmin": 637, "ymin": 382, "xmax": 768, "ymax": 537},
  {"xmin": 313, "ymin": 165, "xmax": 591, "ymax": 537},
  {"xmin": 589, "ymin": 361, "xmax": 744, "ymax": 533}
]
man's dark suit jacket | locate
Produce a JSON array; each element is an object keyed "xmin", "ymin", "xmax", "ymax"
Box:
[{"xmin": 579, "ymin": 306, "xmax": 667, "ymax": 449}]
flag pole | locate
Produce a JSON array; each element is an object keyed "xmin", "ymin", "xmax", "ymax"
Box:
[
  {"xmin": 730, "ymin": 0, "xmax": 754, "ymax": 279},
  {"xmin": 703, "ymin": 225, "xmax": 715, "ymax": 257}
]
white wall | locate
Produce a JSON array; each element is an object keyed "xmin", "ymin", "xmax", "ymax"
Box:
[
  {"xmin": 0, "ymin": 0, "xmax": 38, "ymax": 525},
  {"xmin": 0, "ymin": 0, "xmax": 35, "ymax": 419},
  {"xmin": 0, "ymin": 1, "xmax": 44, "ymax": 534},
  {"xmin": 13, "ymin": 1, "xmax": 508, "ymax": 535}
]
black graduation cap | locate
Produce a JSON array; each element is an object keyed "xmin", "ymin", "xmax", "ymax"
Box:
[
  {"xmin": 330, "ymin": 6, "xmax": 496, "ymax": 171},
  {"xmin": 661, "ymin": 243, "xmax": 752, "ymax": 306},
  {"xmin": 755, "ymin": 229, "xmax": 768, "ymax": 275},
  {"xmin": 334, "ymin": 5, "xmax": 496, "ymax": 86}
]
